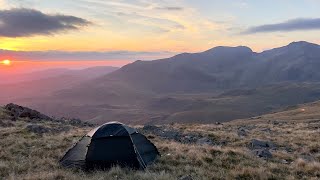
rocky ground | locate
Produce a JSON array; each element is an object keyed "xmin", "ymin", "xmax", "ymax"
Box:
[{"xmin": 0, "ymin": 103, "xmax": 319, "ymax": 179}]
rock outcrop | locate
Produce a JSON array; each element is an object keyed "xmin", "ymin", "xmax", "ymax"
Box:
[{"xmin": 5, "ymin": 103, "xmax": 52, "ymax": 121}]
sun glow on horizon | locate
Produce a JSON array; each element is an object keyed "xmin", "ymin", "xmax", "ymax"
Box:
[{"xmin": 1, "ymin": 59, "xmax": 11, "ymax": 66}]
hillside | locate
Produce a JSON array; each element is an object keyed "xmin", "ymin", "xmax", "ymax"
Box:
[
  {"xmin": 0, "ymin": 104, "xmax": 319, "ymax": 179},
  {"xmin": 68, "ymin": 41, "xmax": 320, "ymax": 94},
  {"xmin": 25, "ymin": 82, "xmax": 320, "ymax": 125}
]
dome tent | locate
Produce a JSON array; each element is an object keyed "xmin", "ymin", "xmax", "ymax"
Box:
[{"xmin": 60, "ymin": 122, "xmax": 159, "ymax": 170}]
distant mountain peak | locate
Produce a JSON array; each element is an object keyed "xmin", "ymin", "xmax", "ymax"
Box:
[
  {"xmin": 203, "ymin": 45, "xmax": 253, "ymax": 56},
  {"xmin": 287, "ymin": 41, "xmax": 319, "ymax": 48}
]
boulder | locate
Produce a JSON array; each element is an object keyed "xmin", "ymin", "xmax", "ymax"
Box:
[
  {"xmin": 141, "ymin": 125, "xmax": 182, "ymax": 141},
  {"xmin": 250, "ymin": 139, "xmax": 276, "ymax": 159},
  {"xmin": 181, "ymin": 135, "xmax": 199, "ymax": 144},
  {"xmin": 253, "ymin": 149, "xmax": 273, "ymax": 159},
  {"xmin": 250, "ymin": 139, "xmax": 276, "ymax": 150},
  {"xmin": 161, "ymin": 130, "xmax": 182, "ymax": 141},
  {"xmin": 141, "ymin": 125, "xmax": 217, "ymax": 145}
]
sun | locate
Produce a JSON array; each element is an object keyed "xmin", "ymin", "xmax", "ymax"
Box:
[{"xmin": 1, "ymin": 59, "xmax": 11, "ymax": 66}]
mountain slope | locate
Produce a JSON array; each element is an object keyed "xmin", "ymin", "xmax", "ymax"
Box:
[
  {"xmin": 13, "ymin": 41, "xmax": 320, "ymax": 124},
  {"xmin": 80, "ymin": 41, "xmax": 320, "ymax": 93},
  {"xmin": 102, "ymin": 46, "xmax": 254, "ymax": 92},
  {"xmin": 56, "ymin": 41, "xmax": 320, "ymax": 97},
  {"xmin": 244, "ymin": 41, "xmax": 320, "ymax": 86}
]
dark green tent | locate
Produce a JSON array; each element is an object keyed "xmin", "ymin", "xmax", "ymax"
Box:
[{"xmin": 60, "ymin": 122, "xmax": 159, "ymax": 170}]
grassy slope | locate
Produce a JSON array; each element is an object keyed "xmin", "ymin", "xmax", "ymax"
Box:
[
  {"xmin": 27, "ymin": 83, "xmax": 320, "ymax": 125},
  {"xmin": 0, "ymin": 104, "xmax": 319, "ymax": 180}
]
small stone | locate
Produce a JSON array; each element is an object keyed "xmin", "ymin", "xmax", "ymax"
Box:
[
  {"xmin": 196, "ymin": 137, "xmax": 215, "ymax": 146},
  {"xmin": 237, "ymin": 127, "xmax": 248, "ymax": 137},
  {"xmin": 250, "ymin": 139, "xmax": 276, "ymax": 150},
  {"xmin": 253, "ymin": 149, "xmax": 272, "ymax": 159},
  {"xmin": 179, "ymin": 175, "xmax": 193, "ymax": 180},
  {"xmin": 300, "ymin": 154, "xmax": 315, "ymax": 162},
  {"xmin": 281, "ymin": 159, "xmax": 290, "ymax": 164},
  {"xmin": 261, "ymin": 128, "xmax": 272, "ymax": 133},
  {"xmin": 285, "ymin": 147, "xmax": 294, "ymax": 153},
  {"xmin": 69, "ymin": 118, "xmax": 82, "ymax": 126},
  {"xmin": 272, "ymin": 121, "xmax": 280, "ymax": 125}
]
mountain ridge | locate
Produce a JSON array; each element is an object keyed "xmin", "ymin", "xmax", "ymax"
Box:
[
  {"xmin": 9, "ymin": 41, "xmax": 320, "ymax": 124},
  {"xmin": 101, "ymin": 41, "xmax": 320, "ymax": 93}
]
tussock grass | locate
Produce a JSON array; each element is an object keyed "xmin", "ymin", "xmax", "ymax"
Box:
[{"xmin": 1, "ymin": 106, "xmax": 320, "ymax": 179}]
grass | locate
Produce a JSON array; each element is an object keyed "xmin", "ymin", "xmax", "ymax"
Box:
[{"xmin": 0, "ymin": 104, "xmax": 320, "ymax": 180}]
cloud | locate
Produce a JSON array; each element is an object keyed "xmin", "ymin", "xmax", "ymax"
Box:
[
  {"xmin": 0, "ymin": 49, "xmax": 176, "ymax": 61},
  {"xmin": 155, "ymin": 6, "xmax": 184, "ymax": 11},
  {"xmin": 75, "ymin": 1, "xmax": 196, "ymax": 29},
  {"xmin": 0, "ymin": 8, "xmax": 91, "ymax": 37},
  {"xmin": 243, "ymin": 18, "xmax": 320, "ymax": 34},
  {"xmin": 0, "ymin": 0, "xmax": 6, "ymax": 6},
  {"xmin": 116, "ymin": 11, "xmax": 185, "ymax": 32}
]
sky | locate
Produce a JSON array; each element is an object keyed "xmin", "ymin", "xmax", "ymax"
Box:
[{"xmin": 1, "ymin": 0, "xmax": 320, "ymax": 72}]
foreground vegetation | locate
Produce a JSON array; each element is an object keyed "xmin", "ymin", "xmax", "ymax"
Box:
[{"xmin": 0, "ymin": 102, "xmax": 320, "ymax": 180}]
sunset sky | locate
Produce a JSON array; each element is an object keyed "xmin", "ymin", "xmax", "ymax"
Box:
[{"xmin": 1, "ymin": 0, "xmax": 320, "ymax": 71}]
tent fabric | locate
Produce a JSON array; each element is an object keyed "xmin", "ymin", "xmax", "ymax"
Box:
[
  {"xmin": 86, "ymin": 122, "xmax": 137, "ymax": 137},
  {"xmin": 60, "ymin": 136, "xmax": 91, "ymax": 168},
  {"xmin": 131, "ymin": 133, "xmax": 160, "ymax": 166},
  {"xmin": 60, "ymin": 122, "xmax": 159, "ymax": 170}
]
